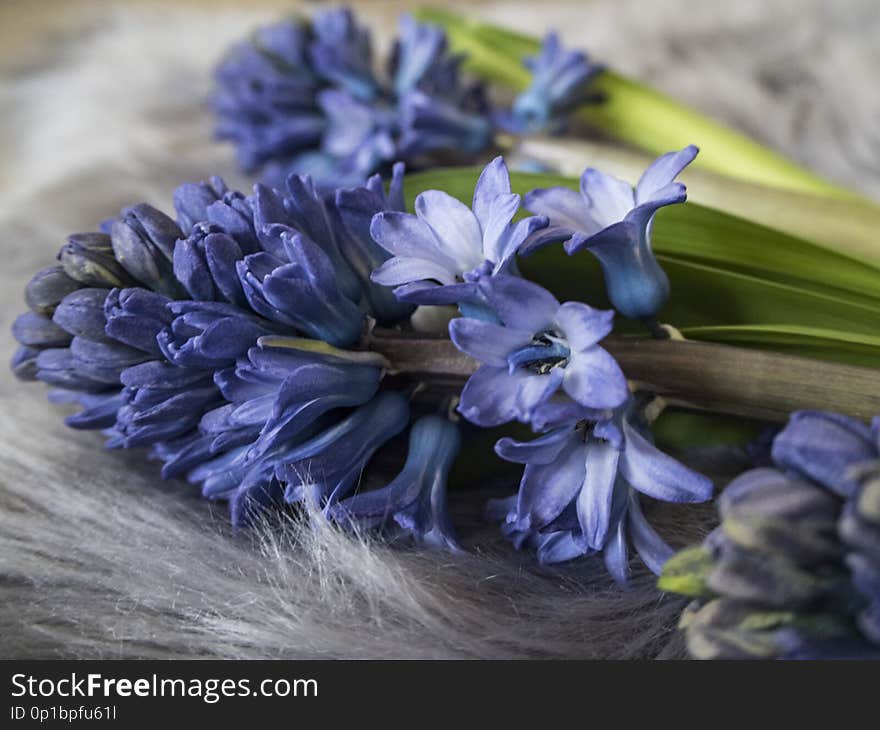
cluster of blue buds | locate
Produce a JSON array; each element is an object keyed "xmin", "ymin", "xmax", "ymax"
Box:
[
  {"xmin": 11, "ymin": 165, "xmax": 461, "ymax": 548},
  {"xmin": 370, "ymin": 155, "xmax": 712, "ymax": 582},
  {"xmin": 213, "ymin": 8, "xmax": 493, "ymax": 188},
  {"xmin": 660, "ymin": 411, "xmax": 880, "ymax": 659}
]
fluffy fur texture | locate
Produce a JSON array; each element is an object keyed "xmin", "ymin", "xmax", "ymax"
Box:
[{"xmin": 0, "ymin": 0, "xmax": 877, "ymax": 659}]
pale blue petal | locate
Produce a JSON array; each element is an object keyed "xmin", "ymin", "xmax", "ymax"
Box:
[
  {"xmin": 371, "ymin": 256, "xmax": 458, "ymax": 287},
  {"xmin": 627, "ymin": 490, "xmax": 674, "ymax": 575},
  {"xmin": 494, "ymin": 427, "xmax": 572, "ymax": 465},
  {"xmin": 562, "ymin": 346, "xmax": 629, "ymax": 410},
  {"xmin": 524, "ymin": 186, "xmax": 593, "ymax": 231},
  {"xmin": 635, "ymin": 145, "xmax": 698, "ymax": 203},
  {"xmin": 448, "ymin": 317, "xmax": 532, "ymax": 366},
  {"xmin": 457, "ymin": 364, "xmax": 523, "ymax": 427},
  {"xmin": 576, "ymin": 440, "xmax": 620, "ymax": 549},
  {"xmin": 514, "ymin": 437, "xmax": 586, "ymax": 530},
  {"xmin": 620, "ymin": 419, "xmax": 714, "ymax": 502},
  {"xmin": 479, "ymin": 274, "xmax": 558, "ymax": 331},
  {"xmin": 369, "ymin": 211, "xmax": 458, "ymax": 269},
  {"xmin": 579, "ymin": 168, "xmax": 635, "ymax": 227},
  {"xmin": 415, "ymin": 190, "xmax": 484, "ymax": 270},
  {"xmin": 554, "ymin": 301, "xmax": 614, "ymax": 351},
  {"xmin": 472, "ymin": 156, "xmax": 512, "ymax": 231}
]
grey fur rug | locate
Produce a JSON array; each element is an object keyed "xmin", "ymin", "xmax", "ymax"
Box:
[{"xmin": 1, "ymin": 0, "xmax": 877, "ymax": 659}]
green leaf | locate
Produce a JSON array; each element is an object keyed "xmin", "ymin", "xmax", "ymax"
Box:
[
  {"xmin": 403, "ymin": 167, "xmax": 880, "ymax": 368},
  {"xmin": 416, "ymin": 7, "xmax": 860, "ymax": 200}
]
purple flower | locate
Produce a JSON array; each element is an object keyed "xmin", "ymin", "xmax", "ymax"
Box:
[
  {"xmin": 308, "ymin": 7, "xmax": 377, "ymax": 101},
  {"xmin": 329, "ymin": 415, "xmax": 461, "ymax": 550},
  {"xmin": 370, "ymin": 157, "xmax": 548, "ymax": 307},
  {"xmin": 450, "ymin": 275, "xmax": 628, "ymax": 426},
  {"xmin": 492, "ymin": 399, "xmax": 713, "ymax": 581},
  {"xmin": 524, "ymin": 146, "xmax": 698, "ymax": 320},
  {"xmin": 212, "ymin": 346, "xmax": 384, "ymax": 464},
  {"xmin": 58, "ymin": 232, "xmax": 135, "ymax": 289},
  {"xmin": 498, "ymin": 32, "xmax": 602, "ymax": 135}
]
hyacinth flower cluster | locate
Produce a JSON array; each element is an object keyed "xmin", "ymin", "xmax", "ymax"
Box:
[
  {"xmin": 369, "ymin": 155, "xmax": 712, "ymax": 582},
  {"xmin": 11, "ymin": 164, "xmax": 461, "ymax": 548},
  {"xmin": 12, "ymin": 149, "xmax": 711, "ymax": 581},
  {"xmin": 214, "ymin": 8, "xmax": 492, "ymax": 188},
  {"xmin": 660, "ymin": 411, "xmax": 880, "ymax": 659},
  {"xmin": 496, "ymin": 32, "xmax": 603, "ymax": 136}
]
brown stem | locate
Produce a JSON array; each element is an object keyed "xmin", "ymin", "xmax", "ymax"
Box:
[{"xmin": 367, "ymin": 329, "xmax": 880, "ymax": 423}]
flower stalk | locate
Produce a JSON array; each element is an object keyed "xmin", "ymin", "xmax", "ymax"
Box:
[{"xmin": 366, "ymin": 329, "xmax": 880, "ymax": 422}]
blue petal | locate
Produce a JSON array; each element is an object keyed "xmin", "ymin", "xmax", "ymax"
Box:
[
  {"xmin": 392, "ymin": 280, "xmax": 477, "ymax": 306},
  {"xmin": 415, "ymin": 190, "xmax": 484, "ymax": 271},
  {"xmin": 627, "ymin": 490, "xmax": 673, "ymax": 575},
  {"xmin": 554, "ymin": 301, "xmax": 614, "ymax": 351},
  {"xmin": 494, "ymin": 427, "xmax": 572, "ymax": 465},
  {"xmin": 369, "ymin": 211, "xmax": 458, "ymax": 269},
  {"xmin": 448, "ymin": 317, "xmax": 532, "ymax": 366},
  {"xmin": 524, "ymin": 186, "xmax": 592, "ymax": 232},
  {"xmin": 603, "ymin": 516, "xmax": 630, "ymax": 586},
  {"xmin": 478, "ymin": 274, "xmax": 559, "ymax": 331},
  {"xmin": 576, "ymin": 439, "xmax": 620, "ymax": 549},
  {"xmin": 619, "ymin": 419, "xmax": 714, "ymax": 502},
  {"xmin": 457, "ymin": 364, "xmax": 524, "ymax": 427},
  {"xmin": 635, "ymin": 145, "xmax": 698, "ymax": 203},
  {"xmin": 472, "ymin": 156, "xmax": 512, "ymax": 232},
  {"xmin": 579, "ymin": 168, "xmax": 635, "ymax": 227},
  {"xmin": 372, "ymin": 256, "xmax": 458, "ymax": 287},
  {"xmin": 514, "ymin": 436, "xmax": 586, "ymax": 530}
]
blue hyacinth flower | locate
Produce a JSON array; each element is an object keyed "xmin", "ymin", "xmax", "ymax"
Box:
[
  {"xmin": 329, "ymin": 415, "xmax": 462, "ymax": 550},
  {"xmin": 498, "ymin": 32, "xmax": 602, "ymax": 135},
  {"xmin": 450, "ymin": 274, "xmax": 628, "ymax": 427},
  {"xmin": 370, "ymin": 156, "xmax": 548, "ymax": 308},
  {"xmin": 523, "ymin": 146, "xmax": 699, "ymax": 321},
  {"xmin": 491, "ymin": 399, "xmax": 713, "ymax": 581},
  {"xmin": 213, "ymin": 9, "xmax": 492, "ymax": 188}
]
